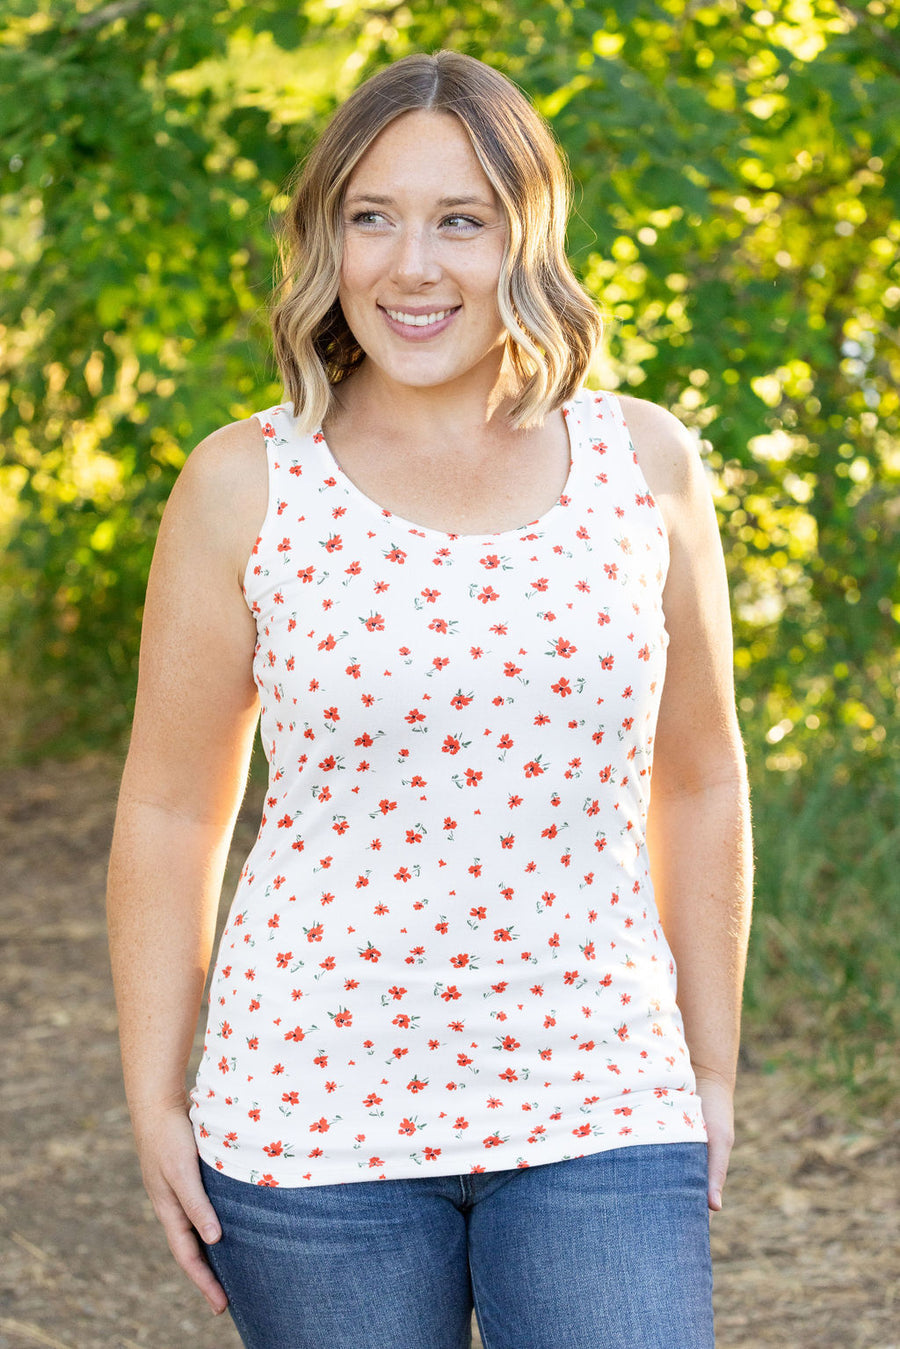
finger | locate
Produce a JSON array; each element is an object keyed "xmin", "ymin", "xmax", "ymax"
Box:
[
  {"xmin": 156, "ymin": 1187, "xmax": 229, "ymax": 1314},
  {"xmin": 172, "ymin": 1162, "xmax": 223, "ymax": 1247},
  {"xmin": 706, "ymin": 1133, "xmax": 731, "ymax": 1212}
]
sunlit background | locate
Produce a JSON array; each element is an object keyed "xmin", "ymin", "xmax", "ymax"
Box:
[{"xmin": 1, "ymin": 0, "xmax": 898, "ymax": 1096}]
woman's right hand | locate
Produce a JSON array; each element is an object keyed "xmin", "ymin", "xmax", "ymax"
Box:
[
  {"xmin": 133, "ymin": 1100, "xmax": 229, "ymax": 1315},
  {"xmin": 105, "ymin": 421, "xmax": 268, "ymax": 1319}
]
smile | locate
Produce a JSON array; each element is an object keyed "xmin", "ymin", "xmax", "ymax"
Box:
[{"xmin": 382, "ymin": 307, "xmax": 459, "ymax": 328}]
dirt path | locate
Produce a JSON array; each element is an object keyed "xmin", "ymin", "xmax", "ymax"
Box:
[{"xmin": 1, "ymin": 757, "xmax": 896, "ymax": 1349}]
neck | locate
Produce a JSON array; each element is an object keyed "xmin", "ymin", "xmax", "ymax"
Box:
[{"xmin": 330, "ymin": 350, "xmax": 525, "ymax": 444}]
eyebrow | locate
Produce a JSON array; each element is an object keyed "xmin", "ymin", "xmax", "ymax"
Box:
[{"xmin": 344, "ymin": 192, "xmax": 498, "ymax": 211}]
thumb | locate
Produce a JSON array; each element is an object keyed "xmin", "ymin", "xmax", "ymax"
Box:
[{"xmin": 175, "ymin": 1167, "xmax": 223, "ymax": 1244}]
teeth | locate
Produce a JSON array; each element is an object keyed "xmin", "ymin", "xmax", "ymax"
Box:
[{"xmin": 385, "ymin": 308, "xmax": 454, "ymax": 327}]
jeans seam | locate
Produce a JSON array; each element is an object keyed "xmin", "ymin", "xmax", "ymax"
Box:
[{"xmin": 204, "ymin": 1240, "xmax": 255, "ymax": 1346}]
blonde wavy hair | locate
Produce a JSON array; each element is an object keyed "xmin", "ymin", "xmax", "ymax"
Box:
[{"xmin": 271, "ymin": 50, "xmax": 602, "ymax": 431}]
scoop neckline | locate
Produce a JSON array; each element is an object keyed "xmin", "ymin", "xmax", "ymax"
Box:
[{"xmin": 309, "ymin": 393, "xmax": 584, "ymax": 544}]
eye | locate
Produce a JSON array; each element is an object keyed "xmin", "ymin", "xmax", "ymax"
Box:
[
  {"xmin": 348, "ymin": 210, "xmax": 388, "ymax": 228},
  {"xmin": 441, "ymin": 214, "xmax": 483, "ymax": 233}
]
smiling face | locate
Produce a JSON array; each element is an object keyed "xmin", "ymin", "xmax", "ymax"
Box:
[{"xmin": 338, "ymin": 110, "xmax": 509, "ymax": 398}]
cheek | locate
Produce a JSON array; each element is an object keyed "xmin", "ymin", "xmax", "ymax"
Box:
[
  {"xmin": 464, "ymin": 244, "xmax": 505, "ymax": 308},
  {"xmin": 339, "ymin": 244, "xmax": 377, "ymax": 302},
  {"xmin": 473, "ymin": 268, "xmax": 504, "ymax": 325}
]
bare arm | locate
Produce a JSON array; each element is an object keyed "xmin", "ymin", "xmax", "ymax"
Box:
[
  {"xmin": 623, "ymin": 395, "xmax": 753, "ymax": 1211},
  {"xmin": 107, "ymin": 417, "xmax": 266, "ymax": 1311}
]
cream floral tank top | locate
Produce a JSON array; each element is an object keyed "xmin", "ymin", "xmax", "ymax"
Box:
[{"xmin": 190, "ymin": 387, "xmax": 705, "ymax": 1186}]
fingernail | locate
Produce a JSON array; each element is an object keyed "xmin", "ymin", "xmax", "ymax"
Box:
[{"xmin": 202, "ymin": 1225, "xmax": 221, "ymax": 1244}]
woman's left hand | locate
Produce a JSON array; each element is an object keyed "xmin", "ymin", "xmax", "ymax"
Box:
[{"xmin": 693, "ymin": 1068, "xmax": 735, "ymax": 1211}]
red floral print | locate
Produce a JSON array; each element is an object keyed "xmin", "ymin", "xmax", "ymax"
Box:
[{"xmin": 190, "ymin": 390, "xmax": 704, "ymax": 1188}]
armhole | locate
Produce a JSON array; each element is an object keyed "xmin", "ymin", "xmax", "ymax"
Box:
[
  {"xmin": 240, "ymin": 410, "xmax": 280, "ymax": 601},
  {"xmin": 602, "ymin": 390, "xmax": 672, "ymax": 574}
]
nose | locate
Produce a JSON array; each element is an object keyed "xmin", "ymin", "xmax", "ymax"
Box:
[{"xmin": 390, "ymin": 226, "xmax": 442, "ymax": 289}]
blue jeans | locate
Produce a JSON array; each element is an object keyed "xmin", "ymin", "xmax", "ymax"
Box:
[{"xmin": 201, "ymin": 1143, "xmax": 714, "ymax": 1349}]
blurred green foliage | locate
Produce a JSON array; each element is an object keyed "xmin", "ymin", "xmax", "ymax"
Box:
[{"xmin": 1, "ymin": 0, "xmax": 898, "ymax": 1063}]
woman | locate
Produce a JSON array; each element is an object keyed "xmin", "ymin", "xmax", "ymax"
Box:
[{"xmin": 108, "ymin": 50, "xmax": 752, "ymax": 1349}]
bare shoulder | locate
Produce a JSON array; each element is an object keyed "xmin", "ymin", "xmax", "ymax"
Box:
[
  {"xmin": 615, "ymin": 393, "xmax": 703, "ymax": 502},
  {"xmin": 177, "ymin": 415, "xmax": 267, "ymax": 508},
  {"xmin": 157, "ymin": 416, "xmax": 268, "ymax": 581}
]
